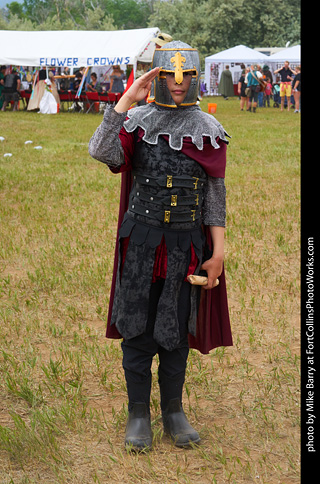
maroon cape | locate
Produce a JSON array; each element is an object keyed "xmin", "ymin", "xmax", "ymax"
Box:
[{"xmin": 106, "ymin": 133, "xmax": 233, "ymax": 354}]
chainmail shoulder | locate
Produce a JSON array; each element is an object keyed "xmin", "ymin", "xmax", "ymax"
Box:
[
  {"xmin": 88, "ymin": 105, "xmax": 127, "ymax": 167},
  {"xmin": 124, "ymin": 103, "xmax": 230, "ymax": 151}
]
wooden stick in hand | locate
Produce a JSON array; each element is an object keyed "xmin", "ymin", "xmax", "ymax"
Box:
[{"xmin": 187, "ymin": 275, "xmax": 219, "ymax": 287}]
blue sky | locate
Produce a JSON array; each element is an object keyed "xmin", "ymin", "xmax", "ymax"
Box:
[{"xmin": 0, "ymin": 0, "xmax": 23, "ymax": 9}]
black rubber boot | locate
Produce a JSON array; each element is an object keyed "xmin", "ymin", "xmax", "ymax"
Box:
[
  {"xmin": 162, "ymin": 398, "xmax": 200, "ymax": 447},
  {"xmin": 124, "ymin": 402, "xmax": 152, "ymax": 451}
]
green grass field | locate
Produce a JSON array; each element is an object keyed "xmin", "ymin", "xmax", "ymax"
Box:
[{"xmin": 0, "ymin": 97, "xmax": 300, "ymax": 484}]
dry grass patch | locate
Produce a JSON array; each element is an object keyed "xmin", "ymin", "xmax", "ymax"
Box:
[{"xmin": 0, "ymin": 98, "xmax": 300, "ymax": 483}]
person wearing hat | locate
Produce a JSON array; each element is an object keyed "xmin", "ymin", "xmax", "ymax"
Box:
[
  {"xmin": 262, "ymin": 65, "xmax": 272, "ymax": 84},
  {"xmin": 89, "ymin": 40, "xmax": 232, "ymax": 452},
  {"xmin": 150, "ymin": 32, "xmax": 173, "ymax": 48},
  {"xmin": 144, "ymin": 32, "xmax": 173, "ymax": 105},
  {"xmin": 246, "ymin": 64, "xmax": 263, "ymax": 112}
]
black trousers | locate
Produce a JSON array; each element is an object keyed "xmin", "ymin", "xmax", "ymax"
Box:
[{"xmin": 121, "ymin": 279, "xmax": 191, "ymax": 412}]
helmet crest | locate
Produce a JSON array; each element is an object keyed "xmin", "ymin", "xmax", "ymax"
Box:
[{"xmin": 170, "ymin": 52, "xmax": 186, "ymax": 84}]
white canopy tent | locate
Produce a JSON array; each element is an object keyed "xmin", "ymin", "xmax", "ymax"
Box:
[
  {"xmin": 204, "ymin": 44, "xmax": 270, "ymax": 95},
  {"xmin": 268, "ymin": 44, "xmax": 300, "ymax": 65},
  {"xmin": 0, "ymin": 27, "xmax": 160, "ymax": 68}
]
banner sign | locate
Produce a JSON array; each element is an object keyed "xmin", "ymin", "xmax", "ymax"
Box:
[{"xmin": 39, "ymin": 56, "xmax": 131, "ymax": 68}]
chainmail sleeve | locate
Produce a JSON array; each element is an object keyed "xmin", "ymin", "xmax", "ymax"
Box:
[
  {"xmin": 202, "ymin": 177, "xmax": 226, "ymax": 227},
  {"xmin": 88, "ymin": 105, "xmax": 127, "ymax": 168}
]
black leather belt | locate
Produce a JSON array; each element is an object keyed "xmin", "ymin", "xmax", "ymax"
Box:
[
  {"xmin": 131, "ymin": 189, "xmax": 202, "ymax": 207},
  {"xmin": 133, "ymin": 173, "xmax": 206, "ymax": 190},
  {"xmin": 129, "ymin": 203, "xmax": 201, "ymax": 223}
]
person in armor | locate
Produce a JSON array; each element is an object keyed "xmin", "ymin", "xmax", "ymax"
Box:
[{"xmin": 89, "ymin": 41, "xmax": 233, "ymax": 451}]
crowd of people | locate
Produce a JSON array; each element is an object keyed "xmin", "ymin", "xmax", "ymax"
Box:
[
  {"xmin": 78, "ymin": 65, "xmax": 126, "ymax": 95},
  {"xmin": 1, "ymin": 55, "xmax": 301, "ymax": 116},
  {"xmin": 0, "ymin": 63, "xmax": 130, "ymax": 113},
  {"xmin": 0, "ymin": 32, "xmax": 175, "ymax": 114},
  {"xmin": 237, "ymin": 61, "xmax": 301, "ymax": 113}
]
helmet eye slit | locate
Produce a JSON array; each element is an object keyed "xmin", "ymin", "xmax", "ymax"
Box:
[{"xmin": 159, "ymin": 70, "xmax": 197, "ymax": 79}]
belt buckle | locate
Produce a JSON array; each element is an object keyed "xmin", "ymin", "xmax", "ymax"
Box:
[
  {"xmin": 192, "ymin": 177, "xmax": 199, "ymax": 189},
  {"xmin": 164, "ymin": 210, "xmax": 171, "ymax": 223},
  {"xmin": 171, "ymin": 195, "xmax": 177, "ymax": 206},
  {"xmin": 166, "ymin": 175, "xmax": 173, "ymax": 188}
]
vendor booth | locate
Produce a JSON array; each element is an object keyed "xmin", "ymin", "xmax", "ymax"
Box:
[
  {"xmin": 0, "ymin": 27, "xmax": 159, "ymax": 112},
  {"xmin": 268, "ymin": 44, "xmax": 300, "ymax": 69},
  {"xmin": 204, "ymin": 44, "xmax": 270, "ymax": 96},
  {"xmin": 0, "ymin": 28, "xmax": 159, "ymax": 68}
]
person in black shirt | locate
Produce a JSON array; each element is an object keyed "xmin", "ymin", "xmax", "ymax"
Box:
[
  {"xmin": 274, "ymin": 61, "xmax": 297, "ymax": 111},
  {"xmin": 39, "ymin": 67, "xmax": 47, "ymax": 81},
  {"xmin": 1, "ymin": 67, "xmax": 21, "ymax": 111},
  {"xmin": 293, "ymin": 66, "xmax": 301, "ymax": 113},
  {"xmin": 0, "ymin": 65, "xmax": 5, "ymax": 109},
  {"xmin": 60, "ymin": 67, "xmax": 71, "ymax": 90},
  {"xmin": 74, "ymin": 67, "xmax": 86, "ymax": 92},
  {"xmin": 238, "ymin": 67, "xmax": 249, "ymax": 111},
  {"xmin": 72, "ymin": 67, "xmax": 86, "ymax": 111}
]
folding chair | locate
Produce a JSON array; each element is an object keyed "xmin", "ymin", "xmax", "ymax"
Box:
[
  {"xmin": 59, "ymin": 91, "xmax": 72, "ymax": 112},
  {"xmin": 107, "ymin": 92, "xmax": 117, "ymax": 104},
  {"xmin": 99, "ymin": 92, "xmax": 109, "ymax": 113},
  {"xmin": 19, "ymin": 90, "xmax": 31, "ymax": 110},
  {"xmin": 85, "ymin": 91, "xmax": 101, "ymax": 113}
]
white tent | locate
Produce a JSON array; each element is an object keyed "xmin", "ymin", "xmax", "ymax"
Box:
[
  {"xmin": 205, "ymin": 44, "xmax": 270, "ymax": 64},
  {"xmin": 0, "ymin": 27, "xmax": 160, "ymax": 68},
  {"xmin": 268, "ymin": 44, "xmax": 300, "ymax": 64},
  {"xmin": 204, "ymin": 44, "xmax": 270, "ymax": 95}
]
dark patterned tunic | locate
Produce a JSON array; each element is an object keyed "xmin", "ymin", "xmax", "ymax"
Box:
[{"xmin": 89, "ymin": 106, "xmax": 227, "ymax": 351}]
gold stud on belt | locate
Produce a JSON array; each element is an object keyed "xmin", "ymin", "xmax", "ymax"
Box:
[
  {"xmin": 171, "ymin": 195, "xmax": 177, "ymax": 206},
  {"xmin": 166, "ymin": 175, "xmax": 173, "ymax": 188},
  {"xmin": 164, "ymin": 210, "xmax": 171, "ymax": 223}
]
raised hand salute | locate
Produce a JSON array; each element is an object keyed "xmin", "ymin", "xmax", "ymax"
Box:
[{"xmin": 115, "ymin": 67, "xmax": 160, "ymax": 113}]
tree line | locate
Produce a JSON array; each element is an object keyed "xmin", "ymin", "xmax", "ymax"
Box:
[{"xmin": 0, "ymin": 0, "xmax": 300, "ymax": 63}]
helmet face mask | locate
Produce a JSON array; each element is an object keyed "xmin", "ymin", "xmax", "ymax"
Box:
[{"xmin": 151, "ymin": 41, "xmax": 201, "ymax": 108}]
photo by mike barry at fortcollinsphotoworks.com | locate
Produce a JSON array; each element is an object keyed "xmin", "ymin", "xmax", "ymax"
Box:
[{"xmin": 301, "ymin": 235, "xmax": 318, "ymax": 480}]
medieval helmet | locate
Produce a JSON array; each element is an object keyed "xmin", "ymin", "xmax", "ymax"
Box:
[{"xmin": 151, "ymin": 40, "xmax": 201, "ymax": 108}]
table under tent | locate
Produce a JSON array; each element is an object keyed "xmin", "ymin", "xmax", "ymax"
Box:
[{"xmin": 0, "ymin": 28, "xmax": 160, "ymax": 113}]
